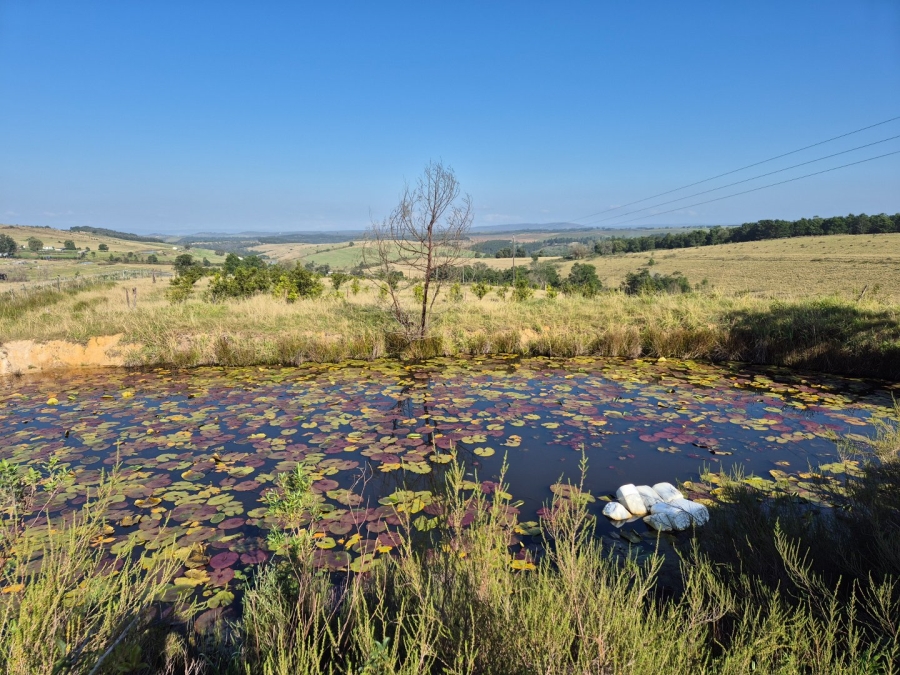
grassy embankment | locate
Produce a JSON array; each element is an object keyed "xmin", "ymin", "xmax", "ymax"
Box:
[
  {"xmin": 2, "ymin": 273, "xmax": 900, "ymax": 380},
  {"xmin": 2, "ymin": 416, "xmax": 899, "ymax": 673}
]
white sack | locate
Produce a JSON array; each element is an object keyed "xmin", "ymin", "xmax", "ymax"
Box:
[
  {"xmin": 670, "ymin": 498, "xmax": 709, "ymax": 526},
  {"xmin": 602, "ymin": 501, "xmax": 632, "ymax": 520},
  {"xmin": 643, "ymin": 513, "xmax": 673, "ymax": 532},
  {"xmin": 652, "ymin": 482, "xmax": 684, "ymax": 503},
  {"xmin": 649, "ymin": 502, "xmax": 692, "ymax": 530},
  {"xmin": 615, "ymin": 484, "xmax": 648, "ymax": 516},
  {"xmin": 636, "ymin": 485, "xmax": 663, "ymax": 509}
]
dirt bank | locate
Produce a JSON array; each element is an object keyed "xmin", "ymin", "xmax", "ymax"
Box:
[{"xmin": 0, "ymin": 335, "xmax": 137, "ymax": 375}]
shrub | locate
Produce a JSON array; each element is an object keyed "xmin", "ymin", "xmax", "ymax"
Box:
[
  {"xmin": 566, "ymin": 263, "xmax": 602, "ymax": 297},
  {"xmin": 622, "ymin": 269, "xmax": 691, "ymax": 295},
  {"xmin": 449, "ymin": 282, "xmax": 464, "ymax": 302},
  {"xmin": 272, "ymin": 265, "xmax": 324, "ymax": 303},
  {"xmin": 98, "ymin": 243, "xmax": 109, "ymax": 251},
  {"xmin": 511, "ymin": 277, "xmax": 533, "ymax": 301},
  {"xmin": 330, "ymin": 272, "xmax": 351, "ymax": 291},
  {"xmin": 209, "ymin": 266, "xmax": 272, "ymax": 300},
  {"xmin": 472, "ymin": 281, "xmax": 490, "ymax": 299}
]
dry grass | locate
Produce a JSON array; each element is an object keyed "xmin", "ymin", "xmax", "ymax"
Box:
[
  {"xmin": 2, "ymin": 274, "xmax": 899, "ymax": 379},
  {"xmin": 557, "ymin": 233, "xmax": 900, "ymax": 301}
]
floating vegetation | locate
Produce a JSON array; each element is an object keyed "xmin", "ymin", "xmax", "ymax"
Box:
[{"xmin": 0, "ymin": 356, "xmax": 896, "ymax": 624}]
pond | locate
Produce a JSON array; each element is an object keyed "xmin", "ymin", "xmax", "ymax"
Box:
[{"xmin": 1, "ymin": 356, "xmax": 897, "ymax": 616}]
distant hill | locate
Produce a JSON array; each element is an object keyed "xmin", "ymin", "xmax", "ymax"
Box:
[{"xmin": 70, "ymin": 226, "xmax": 164, "ymax": 243}]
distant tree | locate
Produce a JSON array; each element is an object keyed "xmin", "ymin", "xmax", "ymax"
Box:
[
  {"xmin": 90, "ymin": 251, "xmax": 96, "ymax": 258},
  {"xmin": 0, "ymin": 234, "xmax": 17, "ymax": 257},
  {"xmin": 174, "ymin": 254, "xmax": 195, "ymax": 274},
  {"xmin": 147, "ymin": 254, "xmax": 159, "ymax": 264},
  {"xmin": 202, "ymin": 257, "xmax": 211, "ymax": 267},
  {"xmin": 364, "ymin": 161, "xmax": 473, "ymax": 340},
  {"xmin": 27, "ymin": 237, "xmax": 43, "ymax": 252},
  {"xmin": 214, "ymin": 249, "xmax": 226, "ymax": 257},
  {"xmin": 98, "ymin": 243, "xmax": 109, "ymax": 251},
  {"xmin": 568, "ymin": 242, "xmax": 590, "ymax": 259},
  {"xmin": 63, "ymin": 240, "xmax": 76, "ymax": 250}
]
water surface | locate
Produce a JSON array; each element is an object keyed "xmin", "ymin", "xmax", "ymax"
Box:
[{"xmin": 1, "ymin": 356, "xmax": 895, "ymax": 606}]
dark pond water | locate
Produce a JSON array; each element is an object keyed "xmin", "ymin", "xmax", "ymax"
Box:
[{"xmin": 1, "ymin": 356, "xmax": 897, "ymax": 617}]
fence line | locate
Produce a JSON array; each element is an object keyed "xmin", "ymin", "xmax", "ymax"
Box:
[{"xmin": 0, "ymin": 269, "xmax": 172, "ymax": 299}]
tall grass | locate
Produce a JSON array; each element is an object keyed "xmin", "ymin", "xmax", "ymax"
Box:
[
  {"xmin": 0, "ymin": 470, "xmax": 179, "ymax": 674},
  {"xmin": 2, "ymin": 276, "xmax": 899, "ymax": 376},
  {"xmin": 2, "ymin": 450, "xmax": 900, "ymax": 672},
  {"xmin": 231, "ymin": 459, "xmax": 900, "ymax": 674}
]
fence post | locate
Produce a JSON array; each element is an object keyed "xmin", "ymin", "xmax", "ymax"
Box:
[{"xmin": 125, "ymin": 287, "xmax": 130, "ymax": 308}]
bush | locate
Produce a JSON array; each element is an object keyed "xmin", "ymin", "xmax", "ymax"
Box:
[
  {"xmin": 622, "ymin": 269, "xmax": 691, "ymax": 295},
  {"xmin": 472, "ymin": 281, "xmax": 490, "ymax": 299},
  {"xmin": 26, "ymin": 237, "xmax": 43, "ymax": 252},
  {"xmin": 208, "ymin": 266, "xmax": 272, "ymax": 300},
  {"xmin": 98, "ymin": 243, "xmax": 109, "ymax": 251},
  {"xmin": 511, "ymin": 278, "xmax": 533, "ymax": 301},
  {"xmin": 566, "ymin": 263, "xmax": 602, "ymax": 297},
  {"xmin": 272, "ymin": 265, "xmax": 324, "ymax": 303},
  {"xmin": 449, "ymin": 282, "xmax": 464, "ymax": 302},
  {"xmin": 330, "ymin": 272, "xmax": 351, "ymax": 291}
]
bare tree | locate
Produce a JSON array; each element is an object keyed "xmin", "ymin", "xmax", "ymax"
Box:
[{"xmin": 364, "ymin": 161, "xmax": 473, "ymax": 340}]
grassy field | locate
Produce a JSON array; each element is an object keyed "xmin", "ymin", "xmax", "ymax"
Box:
[
  {"xmin": 250, "ymin": 241, "xmax": 365, "ymax": 267},
  {"xmin": 252, "ymin": 240, "xmax": 479, "ymax": 270},
  {"xmin": 0, "ymin": 224, "xmax": 227, "ymax": 283},
  {"xmin": 2, "ymin": 272, "xmax": 899, "ymax": 379},
  {"xmin": 556, "ymin": 233, "xmax": 900, "ymax": 301}
]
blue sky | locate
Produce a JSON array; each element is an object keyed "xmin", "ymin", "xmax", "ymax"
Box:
[{"xmin": 1, "ymin": 1, "xmax": 898, "ymax": 234}]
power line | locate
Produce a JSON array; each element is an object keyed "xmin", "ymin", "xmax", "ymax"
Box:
[
  {"xmin": 604, "ymin": 149, "xmax": 900, "ymax": 227},
  {"xmin": 571, "ymin": 114, "xmax": 900, "ymax": 223},
  {"xmin": 582, "ymin": 134, "xmax": 900, "ymax": 226}
]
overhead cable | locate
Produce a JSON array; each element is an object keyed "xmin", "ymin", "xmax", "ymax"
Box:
[
  {"xmin": 572, "ymin": 114, "xmax": 900, "ymax": 222},
  {"xmin": 582, "ymin": 134, "xmax": 900, "ymax": 226},
  {"xmin": 604, "ymin": 149, "xmax": 900, "ymax": 226}
]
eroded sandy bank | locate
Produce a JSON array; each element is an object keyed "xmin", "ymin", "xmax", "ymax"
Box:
[{"xmin": 0, "ymin": 335, "xmax": 137, "ymax": 375}]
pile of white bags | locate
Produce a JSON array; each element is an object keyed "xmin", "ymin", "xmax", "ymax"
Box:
[{"xmin": 601, "ymin": 482, "xmax": 709, "ymax": 532}]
